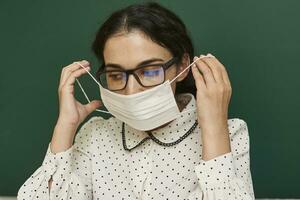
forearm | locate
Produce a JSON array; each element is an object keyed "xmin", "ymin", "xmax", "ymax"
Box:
[
  {"xmin": 50, "ymin": 121, "xmax": 78, "ymax": 153},
  {"xmin": 201, "ymin": 123, "xmax": 231, "ymax": 161}
]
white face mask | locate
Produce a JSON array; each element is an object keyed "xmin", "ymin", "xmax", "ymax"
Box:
[{"xmin": 75, "ymin": 55, "xmax": 211, "ymax": 131}]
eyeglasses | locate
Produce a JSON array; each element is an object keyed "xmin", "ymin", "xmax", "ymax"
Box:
[{"xmin": 96, "ymin": 57, "xmax": 178, "ymax": 91}]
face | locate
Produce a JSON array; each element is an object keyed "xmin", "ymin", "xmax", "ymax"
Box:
[{"xmin": 102, "ymin": 30, "xmax": 190, "ymax": 95}]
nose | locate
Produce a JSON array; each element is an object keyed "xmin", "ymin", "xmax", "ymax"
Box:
[{"xmin": 124, "ymin": 74, "xmax": 142, "ymax": 95}]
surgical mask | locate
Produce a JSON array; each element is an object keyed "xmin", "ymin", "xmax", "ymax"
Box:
[{"xmin": 75, "ymin": 55, "xmax": 211, "ymax": 131}]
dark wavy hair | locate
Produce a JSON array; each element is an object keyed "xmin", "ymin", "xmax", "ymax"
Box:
[{"xmin": 91, "ymin": 2, "xmax": 196, "ymax": 96}]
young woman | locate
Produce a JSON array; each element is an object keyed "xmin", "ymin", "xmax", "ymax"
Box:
[{"xmin": 18, "ymin": 2, "xmax": 254, "ymax": 199}]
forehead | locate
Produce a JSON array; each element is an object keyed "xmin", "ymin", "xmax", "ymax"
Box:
[{"xmin": 103, "ymin": 30, "xmax": 172, "ymax": 69}]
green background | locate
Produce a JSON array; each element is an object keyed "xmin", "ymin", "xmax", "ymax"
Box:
[{"xmin": 1, "ymin": 0, "xmax": 299, "ymax": 198}]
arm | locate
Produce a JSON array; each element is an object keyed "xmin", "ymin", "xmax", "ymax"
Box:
[
  {"xmin": 192, "ymin": 118, "xmax": 255, "ymax": 199},
  {"xmin": 17, "ymin": 116, "xmax": 100, "ymax": 200},
  {"xmin": 47, "ymin": 120, "xmax": 79, "ymax": 192}
]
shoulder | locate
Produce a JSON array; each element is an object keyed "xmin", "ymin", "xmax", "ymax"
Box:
[
  {"xmin": 73, "ymin": 116, "xmax": 118, "ymax": 152},
  {"xmin": 73, "ymin": 116, "xmax": 106, "ymax": 145},
  {"xmin": 76, "ymin": 116, "xmax": 104, "ymax": 134},
  {"xmin": 227, "ymin": 118, "xmax": 250, "ymax": 155},
  {"xmin": 74, "ymin": 116, "xmax": 121, "ymax": 141},
  {"xmin": 227, "ymin": 118, "xmax": 249, "ymax": 137}
]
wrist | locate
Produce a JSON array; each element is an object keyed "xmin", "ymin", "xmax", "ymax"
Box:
[
  {"xmin": 56, "ymin": 118, "xmax": 79, "ymax": 132},
  {"xmin": 201, "ymin": 121, "xmax": 228, "ymax": 136},
  {"xmin": 50, "ymin": 120, "xmax": 78, "ymax": 154},
  {"xmin": 200, "ymin": 121, "xmax": 231, "ymax": 161}
]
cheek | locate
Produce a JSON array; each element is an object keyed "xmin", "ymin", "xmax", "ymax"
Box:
[
  {"xmin": 164, "ymin": 67, "xmax": 178, "ymax": 94},
  {"xmin": 165, "ymin": 67, "xmax": 178, "ymax": 81}
]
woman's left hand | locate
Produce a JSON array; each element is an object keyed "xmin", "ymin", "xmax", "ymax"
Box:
[
  {"xmin": 191, "ymin": 53, "xmax": 232, "ymax": 160},
  {"xmin": 191, "ymin": 53, "xmax": 232, "ymax": 132}
]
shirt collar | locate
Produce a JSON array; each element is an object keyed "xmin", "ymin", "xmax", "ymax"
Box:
[{"xmin": 123, "ymin": 93, "xmax": 197, "ymax": 150}]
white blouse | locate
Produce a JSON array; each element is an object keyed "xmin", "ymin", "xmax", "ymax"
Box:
[{"xmin": 18, "ymin": 93, "xmax": 255, "ymax": 200}]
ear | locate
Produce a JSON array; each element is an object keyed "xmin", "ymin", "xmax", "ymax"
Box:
[{"xmin": 175, "ymin": 53, "xmax": 191, "ymax": 82}]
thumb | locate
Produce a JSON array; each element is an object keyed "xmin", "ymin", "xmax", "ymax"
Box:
[{"xmin": 84, "ymin": 100, "xmax": 102, "ymax": 113}]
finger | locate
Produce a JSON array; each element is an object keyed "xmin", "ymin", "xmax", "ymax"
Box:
[
  {"xmin": 207, "ymin": 53, "xmax": 231, "ymax": 87},
  {"xmin": 84, "ymin": 100, "xmax": 102, "ymax": 114},
  {"xmin": 63, "ymin": 67, "xmax": 91, "ymax": 89},
  {"xmin": 60, "ymin": 62, "xmax": 81, "ymax": 84},
  {"xmin": 61, "ymin": 60, "xmax": 90, "ymax": 85},
  {"xmin": 194, "ymin": 55, "xmax": 216, "ymax": 84},
  {"xmin": 191, "ymin": 59, "xmax": 206, "ymax": 90},
  {"xmin": 200, "ymin": 54, "xmax": 224, "ymax": 83},
  {"xmin": 60, "ymin": 60, "xmax": 90, "ymax": 87}
]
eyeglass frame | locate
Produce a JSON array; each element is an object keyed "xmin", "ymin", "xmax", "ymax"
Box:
[{"xmin": 95, "ymin": 57, "xmax": 179, "ymax": 91}]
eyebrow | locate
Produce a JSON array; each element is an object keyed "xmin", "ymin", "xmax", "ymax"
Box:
[{"xmin": 104, "ymin": 58, "xmax": 165, "ymax": 70}]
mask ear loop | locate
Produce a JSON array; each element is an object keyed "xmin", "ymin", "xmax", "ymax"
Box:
[
  {"xmin": 74, "ymin": 62, "xmax": 110, "ymax": 114},
  {"xmin": 169, "ymin": 55, "xmax": 214, "ymax": 84},
  {"xmin": 169, "ymin": 54, "xmax": 214, "ymax": 114}
]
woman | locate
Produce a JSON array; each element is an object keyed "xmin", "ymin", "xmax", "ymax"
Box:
[{"xmin": 18, "ymin": 2, "xmax": 255, "ymax": 199}]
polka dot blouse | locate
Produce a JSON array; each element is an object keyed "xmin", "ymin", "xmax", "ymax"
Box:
[{"xmin": 18, "ymin": 93, "xmax": 255, "ymax": 199}]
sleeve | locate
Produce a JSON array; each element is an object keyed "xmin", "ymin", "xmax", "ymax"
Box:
[
  {"xmin": 192, "ymin": 118, "xmax": 255, "ymax": 200},
  {"xmin": 17, "ymin": 116, "xmax": 101, "ymax": 200}
]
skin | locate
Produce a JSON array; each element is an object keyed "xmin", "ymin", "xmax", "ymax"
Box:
[
  {"xmin": 191, "ymin": 55, "xmax": 232, "ymax": 161},
  {"xmin": 102, "ymin": 30, "xmax": 191, "ymax": 131},
  {"xmin": 48, "ymin": 30, "xmax": 232, "ymax": 191}
]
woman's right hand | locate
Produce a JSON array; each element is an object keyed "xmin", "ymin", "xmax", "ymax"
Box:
[
  {"xmin": 57, "ymin": 60, "xmax": 102, "ymax": 129},
  {"xmin": 50, "ymin": 60, "xmax": 102, "ymax": 153}
]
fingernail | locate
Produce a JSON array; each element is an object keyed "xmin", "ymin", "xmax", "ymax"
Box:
[
  {"xmin": 82, "ymin": 60, "xmax": 89, "ymax": 64},
  {"xmin": 200, "ymin": 54, "xmax": 205, "ymax": 58},
  {"xmin": 207, "ymin": 53, "xmax": 215, "ymax": 57},
  {"xmin": 193, "ymin": 56, "xmax": 198, "ymax": 61}
]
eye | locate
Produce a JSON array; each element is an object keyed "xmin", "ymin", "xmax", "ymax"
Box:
[
  {"xmin": 107, "ymin": 72, "xmax": 124, "ymax": 80},
  {"xmin": 145, "ymin": 69, "xmax": 161, "ymax": 76},
  {"xmin": 139, "ymin": 66, "xmax": 163, "ymax": 78}
]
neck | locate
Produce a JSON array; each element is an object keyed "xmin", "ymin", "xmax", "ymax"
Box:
[{"xmin": 176, "ymin": 94, "xmax": 192, "ymax": 112}]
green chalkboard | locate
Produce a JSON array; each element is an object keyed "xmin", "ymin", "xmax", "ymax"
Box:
[{"xmin": 1, "ymin": 0, "xmax": 299, "ymax": 198}]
